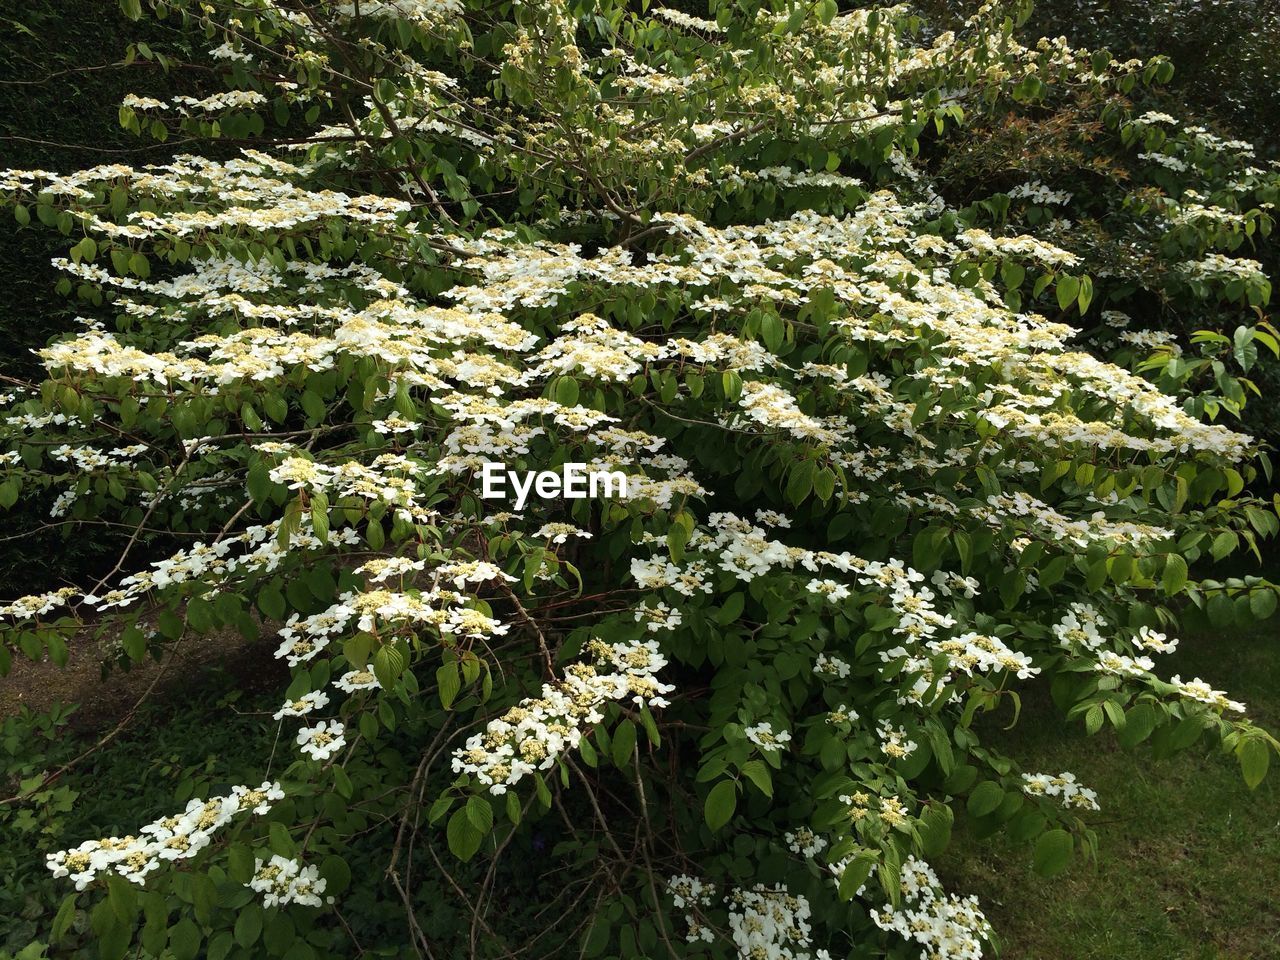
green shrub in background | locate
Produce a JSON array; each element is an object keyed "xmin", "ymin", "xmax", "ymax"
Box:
[
  {"xmin": 0, "ymin": 1, "xmax": 217, "ymax": 587},
  {"xmin": 0, "ymin": 1, "xmax": 1278, "ymax": 959},
  {"xmin": 919, "ymin": 0, "xmax": 1280, "ymax": 444}
]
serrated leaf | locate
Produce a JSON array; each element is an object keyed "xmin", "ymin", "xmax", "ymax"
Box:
[
  {"xmin": 1162, "ymin": 554, "xmax": 1188, "ymax": 595},
  {"xmin": 966, "ymin": 780, "xmax": 1004, "ymax": 818},
  {"xmin": 447, "ymin": 807, "xmax": 483, "ymax": 861},
  {"xmin": 373, "ymin": 643, "xmax": 406, "ymax": 690},
  {"xmin": 1033, "ymin": 829, "xmax": 1073, "ymax": 877},
  {"xmin": 466, "ymin": 795, "xmax": 494, "ymax": 834},
  {"xmin": 437, "ymin": 662, "xmax": 461, "ymax": 709}
]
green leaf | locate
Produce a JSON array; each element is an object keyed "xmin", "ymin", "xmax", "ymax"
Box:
[
  {"xmin": 105, "ymin": 874, "xmax": 136, "ymax": 924},
  {"xmin": 373, "ymin": 643, "xmax": 406, "ymax": 690},
  {"xmin": 740, "ymin": 759, "xmax": 773, "ymax": 797},
  {"xmin": 1055, "ymin": 275, "xmax": 1080, "ymax": 311},
  {"xmin": 553, "ymin": 376, "xmax": 580, "ymax": 407},
  {"xmin": 1033, "ymin": 829, "xmax": 1073, "ymax": 877},
  {"xmin": 263, "ymin": 914, "xmax": 295, "ymax": 956},
  {"xmin": 787, "ymin": 459, "xmax": 814, "ymax": 507},
  {"xmin": 437, "ymin": 662, "xmax": 461, "ymax": 709},
  {"xmin": 505, "ymin": 789, "xmax": 522, "ymax": 825},
  {"xmin": 447, "ymin": 807, "xmax": 484, "ymax": 861},
  {"xmin": 611, "ymin": 718, "xmax": 637, "ymax": 768},
  {"xmin": 966, "ymin": 781, "xmax": 1004, "ymax": 818},
  {"xmin": 227, "ymin": 843, "xmax": 255, "ymax": 883},
  {"xmin": 579, "ymin": 733, "xmax": 598, "ymax": 767},
  {"xmin": 638, "ymin": 706, "xmax": 661, "ymax": 747},
  {"xmin": 1161, "ymin": 554, "xmax": 1189, "ymax": 595},
  {"xmin": 1076, "ymin": 275, "xmax": 1094, "ymax": 314},
  {"xmin": 666, "ymin": 521, "xmax": 689, "ymax": 563},
  {"xmin": 191, "ymin": 873, "xmax": 218, "ymax": 924},
  {"xmin": 51, "ymin": 893, "xmax": 78, "ymax": 944},
  {"xmin": 466, "ymin": 795, "xmax": 494, "ymax": 834},
  {"xmin": 837, "ymin": 851, "xmax": 876, "ymax": 900},
  {"xmin": 321, "ymin": 855, "xmax": 352, "ymax": 895},
  {"xmin": 208, "ymin": 932, "xmax": 234, "ymax": 960},
  {"xmin": 717, "ymin": 592, "xmax": 745, "ymax": 625},
  {"xmin": 1239, "ymin": 739, "xmax": 1270, "ymax": 790},
  {"xmin": 235, "ymin": 906, "xmax": 263, "ymax": 947},
  {"xmin": 428, "ymin": 795, "xmax": 455, "ymax": 824},
  {"xmin": 169, "ymin": 918, "xmax": 202, "ymax": 960},
  {"xmin": 1117, "ymin": 703, "xmax": 1158, "ymax": 749},
  {"xmin": 917, "ymin": 803, "xmax": 954, "ymax": 857},
  {"xmin": 1249, "ymin": 589, "xmax": 1278, "ymax": 621},
  {"xmin": 813, "ymin": 467, "xmax": 836, "ymax": 502},
  {"xmin": 704, "ymin": 780, "xmax": 737, "ymax": 832}
]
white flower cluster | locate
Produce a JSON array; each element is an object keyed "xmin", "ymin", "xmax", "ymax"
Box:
[
  {"xmin": 727, "ymin": 885, "xmax": 824, "ymax": 960},
  {"xmin": 267, "ymin": 454, "xmax": 429, "ymax": 522},
  {"xmin": 1022, "ymin": 771, "xmax": 1100, "ymax": 810},
  {"xmin": 745, "ymin": 722, "xmax": 792, "ymax": 753},
  {"xmin": 652, "ymin": 7, "xmax": 725, "ymax": 33},
  {"xmin": 52, "ymin": 517, "xmax": 359, "ymax": 613},
  {"xmin": 925, "ymin": 632, "xmax": 1039, "ymax": 680},
  {"xmin": 634, "ymin": 601, "xmax": 683, "ymax": 632},
  {"xmin": 814, "ymin": 652, "xmax": 851, "ymax": 678},
  {"xmin": 1169, "ymin": 675, "xmax": 1246, "ymax": 714},
  {"xmin": 1094, "ymin": 650, "xmax": 1155, "ymax": 678},
  {"xmin": 296, "ymin": 720, "xmax": 348, "ymax": 762},
  {"xmin": 47, "ymin": 783, "xmax": 283, "ymax": 890},
  {"xmin": 1053, "ymin": 603, "xmax": 1108, "ymax": 652},
  {"xmin": 247, "ymin": 855, "xmax": 331, "ymax": 908},
  {"xmin": 668, "ymin": 874, "xmax": 836, "ymax": 959},
  {"xmin": 1134, "ymin": 625, "xmax": 1179, "ymax": 654},
  {"xmin": 533, "ymin": 522, "xmax": 592, "ymax": 544},
  {"xmin": 1008, "ymin": 180, "xmax": 1073, "ymax": 205},
  {"xmin": 452, "ymin": 638, "xmax": 673, "ymax": 794},
  {"xmin": 0, "ymin": 587, "xmax": 78, "ymax": 620},
  {"xmin": 957, "ymin": 227, "xmax": 1080, "ymax": 267},
  {"xmin": 332, "ymin": 0, "xmax": 463, "ymax": 25},
  {"xmin": 784, "ymin": 826, "xmax": 829, "ymax": 859},
  {"xmin": 877, "ymin": 721, "xmax": 919, "ymax": 760},
  {"xmin": 734, "ymin": 380, "xmax": 853, "ymax": 445},
  {"xmin": 1181, "ymin": 253, "xmax": 1267, "ymax": 283},
  {"xmin": 667, "ymin": 874, "xmax": 717, "ymax": 944},
  {"xmin": 274, "ymin": 580, "xmax": 511, "ymax": 669},
  {"xmin": 870, "ymin": 856, "xmax": 993, "ymax": 960}
]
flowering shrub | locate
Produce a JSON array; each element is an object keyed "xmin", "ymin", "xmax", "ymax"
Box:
[{"xmin": 2, "ymin": 1, "xmax": 1280, "ymax": 957}]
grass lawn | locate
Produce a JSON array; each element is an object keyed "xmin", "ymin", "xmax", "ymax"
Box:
[{"xmin": 939, "ymin": 623, "xmax": 1280, "ymax": 959}]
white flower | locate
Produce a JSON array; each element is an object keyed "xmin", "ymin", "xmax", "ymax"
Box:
[
  {"xmin": 1169, "ymin": 675, "xmax": 1246, "ymax": 714},
  {"xmin": 334, "ymin": 669, "xmax": 382, "ymax": 694},
  {"xmin": 1135, "ymin": 625, "xmax": 1178, "ymax": 654},
  {"xmin": 634, "ymin": 601, "xmax": 683, "ymax": 632},
  {"xmin": 1022, "ymin": 772, "xmax": 1099, "ymax": 811},
  {"xmin": 272, "ymin": 690, "xmax": 330, "ymax": 719},
  {"xmin": 744, "ymin": 722, "xmax": 791, "ymax": 753},
  {"xmin": 296, "ymin": 720, "xmax": 347, "ymax": 761}
]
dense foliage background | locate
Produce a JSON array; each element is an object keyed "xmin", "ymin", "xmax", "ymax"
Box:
[{"xmin": 1, "ymin": 2, "xmax": 1278, "ymax": 959}]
